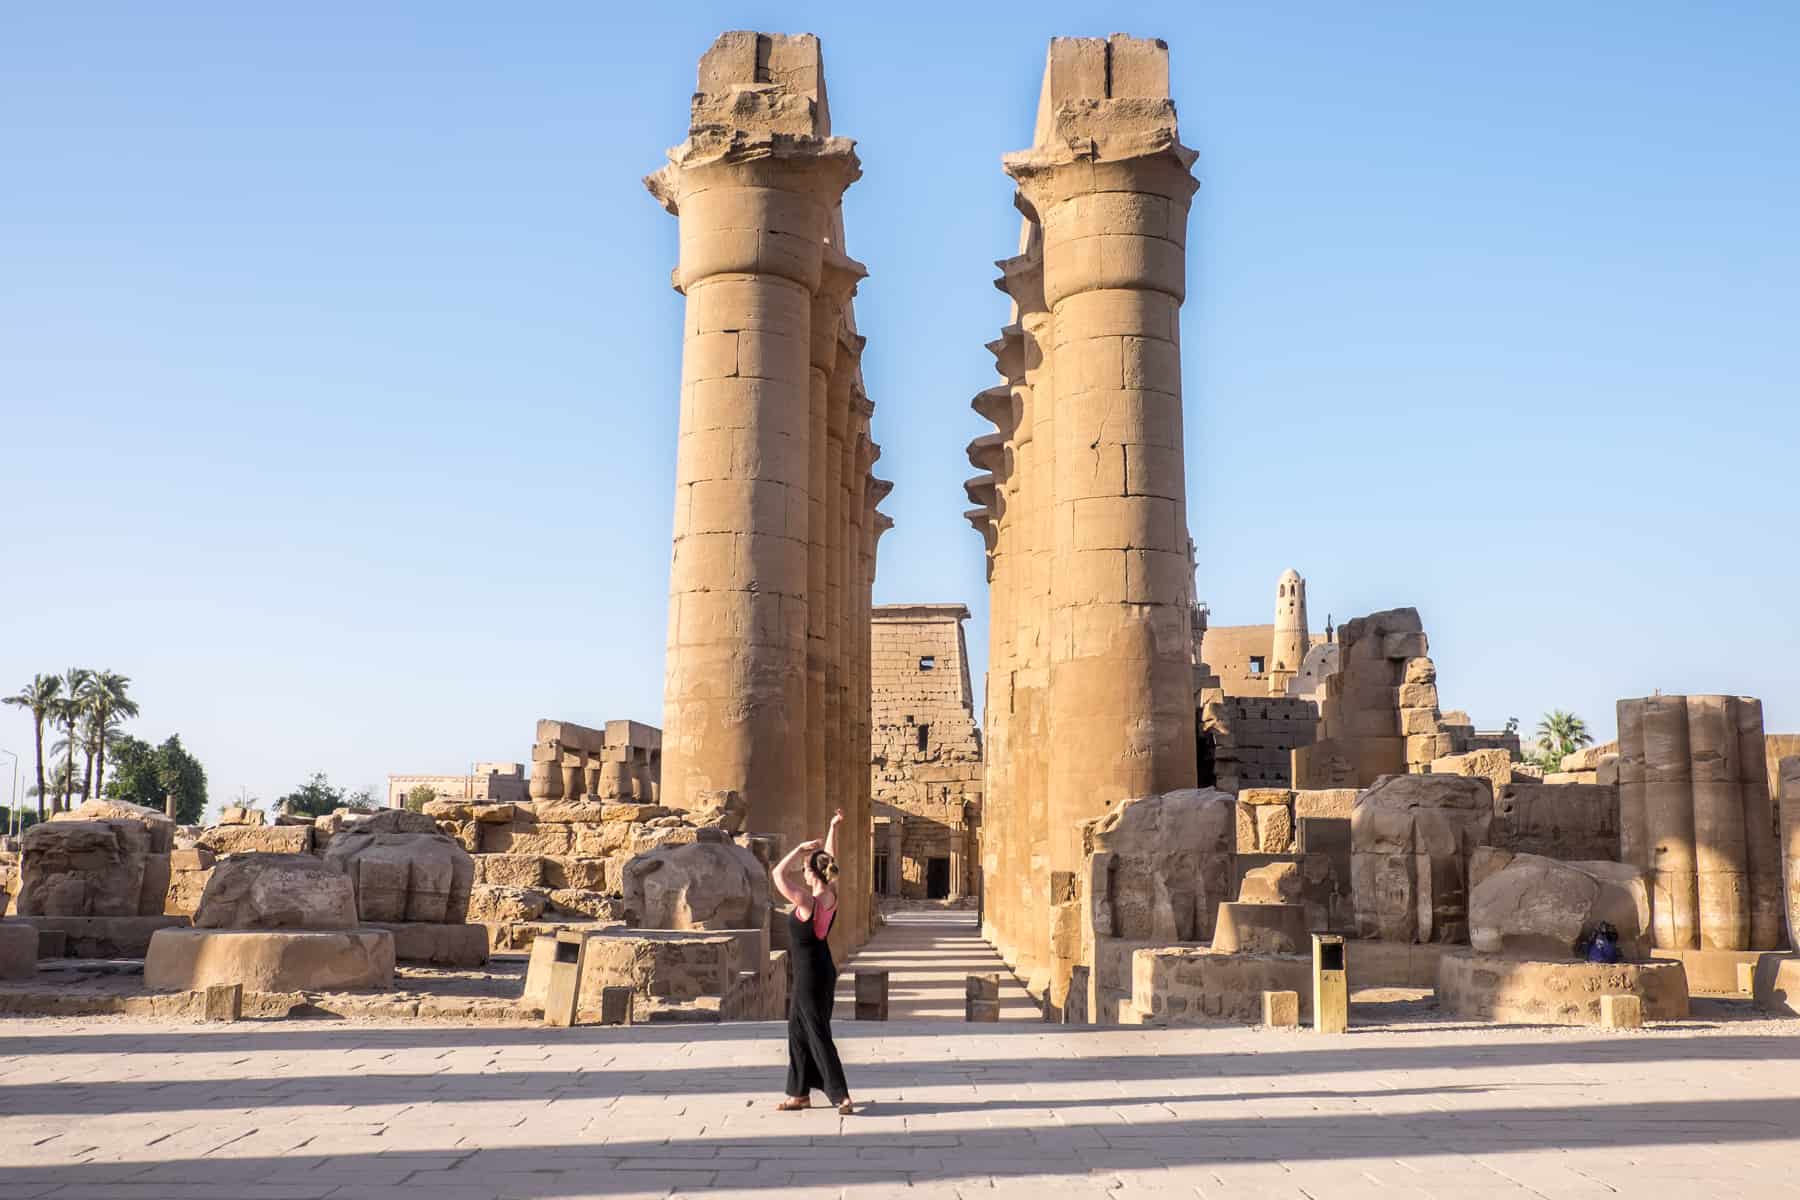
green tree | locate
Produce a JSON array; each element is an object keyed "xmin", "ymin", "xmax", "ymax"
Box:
[
  {"xmin": 80, "ymin": 670, "xmax": 139, "ymax": 799},
  {"xmin": 1534, "ymin": 709, "xmax": 1594, "ymax": 770},
  {"xmin": 53, "ymin": 667, "xmax": 92, "ymax": 811},
  {"xmin": 344, "ymin": 787, "xmax": 378, "ymax": 813},
  {"xmin": 3, "ymin": 673, "xmax": 62, "ymax": 821},
  {"xmin": 278, "ymin": 771, "xmax": 346, "ymax": 818},
  {"xmin": 105, "ymin": 733, "xmax": 208, "ymax": 824},
  {"xmin": 405, "ymin": 784, "xmax": 437, "ymax": 813}
]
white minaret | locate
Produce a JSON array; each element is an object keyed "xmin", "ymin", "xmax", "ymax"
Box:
[{"xmin": 1268, "ymin": 568, "xmax": 1309, "ymax": 695}]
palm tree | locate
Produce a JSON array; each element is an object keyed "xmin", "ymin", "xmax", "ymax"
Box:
[
  {"xmin": 1536, "ymin": 709, "xmax": 1594, "ymax": 767},
  {"xmin": 79, "ymin": 671, "xmax": 138, "ymax": 799},
  {"xmin": 53, "ymin": 667, "xmax": 91, "ymax": 812},
  {"xmin": 3, "ymin": 674, "xmax": 62, "ymax": 821}
]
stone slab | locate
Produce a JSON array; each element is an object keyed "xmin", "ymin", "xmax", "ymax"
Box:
[
  {"xmin": 143, "ymin": 927, "xmax": 395, "ymax": 992},
  {"xmin": 0, "ymin": 924, "xmax": 35, "ymax": 979}
]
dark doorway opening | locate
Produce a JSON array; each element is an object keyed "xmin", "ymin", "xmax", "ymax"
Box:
[
  {"xmin": 875, "ymin": 852, "xmax": 890, "ymax": 895},
  {"xmin": 926, "ymin": 856, "xmax": 951, "ymax": 900}
]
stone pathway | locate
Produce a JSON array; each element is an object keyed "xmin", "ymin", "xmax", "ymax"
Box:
[
  {"xmin": 6, "ymin": 973, "xmax": 1800, "ymax": 1197},
  {"xmin": 833, "ymin": 909, "xmax": 1041, "ymax": 1022}
]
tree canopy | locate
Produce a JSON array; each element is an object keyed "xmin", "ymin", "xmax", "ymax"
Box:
[{"xmin": 105, "ymin": 733, "xmax": 208, "ymax": 824}]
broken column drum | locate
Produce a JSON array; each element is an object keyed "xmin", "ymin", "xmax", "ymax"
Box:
[{"xmin": 1616, "ymin": 695, "xmax": 1781, "ymax": 951}]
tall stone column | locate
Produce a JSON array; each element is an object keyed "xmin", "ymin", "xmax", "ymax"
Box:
[
  {"xmin": 1269, "ymin": 569, "xmax": 1309, "ymax": 695},
  {"xmin": 1007, "ymin": 36, "xmax": 1200, "ymax": 1015},
  {"xmin": 1780, "ymin": 755, "xmax": 1800, "ymax": 951},
  {"xmin": 808, "ymin": 253, "xmax": 865, "ymax": 842},
  {"xmin": 647, "ymin": 31, "xmax": 859, "ymax": 857},
  {"xmin": 966, "ymin": 394, "xmax": 1014, "ymax": 955},
  {"xmin": 995, "ymin": 249, "xmax": 1054, "ymax": 997},
  {"xmin": 826, "ymin": 333, "xmax": 861, "ymax": 839}
]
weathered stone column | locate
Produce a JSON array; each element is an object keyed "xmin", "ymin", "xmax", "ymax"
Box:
[
  {"xmin": 1620, "ymin": 693, "xmax": 1781, "ymax": 950},
  {"xmin": 1738, "ymin": 698, "xmax": 1784, "ymax": 949},
  {"xmin": 966, "ymin": 397, "xmax": 1014, "ymax": 954},
  {"xmin": 826, "ymin": 333, "xmax": 861, "ymax": 841},
  {"xmin": 1780, "ymin": 755, "xmax": 1800, "ymax": 951},
  {"xmin": 1269, "ymin": 569, "xmax": 1309, "ymax": 695},
  {"xmin": 808, "ymin": 252, "xmax": 865, "ymax": 841},
  {"xmin": 997, "ymin": 248, "xmax": 1054, "ymax": 998},
  {"xmin": 647, "ymin": 31, "xmax": 859, "ymax": 857},
  {"xmin": 858, "ymin": 461, "xmax": 892, "ymax": 942},
  {"xmin": 1007, "ymin": 36, "xmax": 1200, "ymax": 1015}
]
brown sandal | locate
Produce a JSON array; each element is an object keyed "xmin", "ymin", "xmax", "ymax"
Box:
[
  {"xmin": 837, "ymin": 1100, "xmax": 855, "ymax": 1115},
  {"xmin": 776, "ymin": 1096, "xmax": 810, "ymax": 1111}
]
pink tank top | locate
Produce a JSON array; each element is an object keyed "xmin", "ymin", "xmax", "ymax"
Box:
[{"xmin": 812, "ymin": 895, "xmax": 836, "ymax": 940}]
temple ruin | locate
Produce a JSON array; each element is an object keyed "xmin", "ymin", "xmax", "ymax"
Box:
[
  {"xmin": 1, "ymin": 29, "xmax": 1799, "ymax": 1046},
  {"xmin": 869, "ymin": 604, "xmax": 983, "ymax": 903}
]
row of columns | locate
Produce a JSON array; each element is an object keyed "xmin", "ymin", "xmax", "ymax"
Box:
[
  {"xmin": 648, "ymin": 31, "xmax": 889, "ymax": 950},
  {"xmin": 966, "ymin": 36, "xmax": 1201, "ymax": 1018}
]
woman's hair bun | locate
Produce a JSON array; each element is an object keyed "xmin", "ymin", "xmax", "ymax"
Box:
[{"xmin": 808, "ymin": 850, "xmax": 840, "ymax": 881}]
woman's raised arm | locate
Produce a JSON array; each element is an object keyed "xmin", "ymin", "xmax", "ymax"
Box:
[{"xmin": 824, "ymin": 808, "xmax": 844, "ymax": 860}]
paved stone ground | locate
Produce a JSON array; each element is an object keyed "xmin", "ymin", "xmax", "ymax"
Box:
[
  {"xmin": 833, "ymin": 910, "xmax": 1040, "ymax": 1021},
  {"xmin": 5, "ymin": 911, "xmax": 1800, "ymax": 1198}
]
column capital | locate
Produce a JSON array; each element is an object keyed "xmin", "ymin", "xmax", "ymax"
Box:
[
  {"xmin": 994, "ymin": 253, "xmax": 1047, "ymax": 319},
  {"xmin": 811, "ymin": 248, "xmax": 867, "ymax": 369},
  {"xmin": 971, "ymin": 384, "xmax": 1015, "ymax": 436}
]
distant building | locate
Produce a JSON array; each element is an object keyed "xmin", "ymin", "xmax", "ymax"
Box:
[
  {"xmin": 869, "ymin": 604, "xmax": 982, "ymax": 902},
  {"xmin": 385, "ymin": 762, "xmax": 527, "ymax": 809}
]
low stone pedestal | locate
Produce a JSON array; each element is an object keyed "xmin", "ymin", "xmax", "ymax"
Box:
[
  {"xmin": 855, "ymin": 970, "xmax": 889, "ymax": 1020},
  {"xmin": 1261, "ymin": 990, "xmax": 1299, "ymax": 1028},
  {"xmin": 364, "ymin": 922, "xmax": 489, "ymax": 967},
  {"xmin": 1131, "ymin": 947, "xmax": 1313, "ymax": 1026},
  {"xmin": 1600, "ymin": 993, "xmax": 1642, "ymax": 1029},
  {"xmin": 1435, "ymin": 951, "xmax": 1689, "ymax": 1025},
  {"xmin": 204, "ymin": 983, "xmax": 243, "ymax": 1022},
  {"xmin": 7, "ymin": 915, "xmax": 186, "ymax": 958},
  {"xmin": 1212, "ymin": 902, "xmax": 1309, "ymax": 955},
  {"xmin": 144, "ymin": 928, "xmax": 396, "ymax": 992},
  {"xmin": 35, "ymin": 929, "xmax": 68, "ymax": 959},
  {"xmin": 965, "ymin": 974, "xmax": 999, "ymax": 1022},
  {"xmin": 1650, "ymin": 947, "xmax": 1778, "ymax": 995},
  {"xmin": 0, "ymin": 924, "xmax": 36, "ymax": 979}
]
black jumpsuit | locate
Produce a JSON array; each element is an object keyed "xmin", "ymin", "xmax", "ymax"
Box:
[{"xmin": 785, "ymin": 903, "xmax": 849, "ymax": 1103}]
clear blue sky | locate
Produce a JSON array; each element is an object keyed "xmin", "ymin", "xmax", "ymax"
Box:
[{"xmin": 4, "ymin": 3, "xmax": 1796, "ymax": 815}]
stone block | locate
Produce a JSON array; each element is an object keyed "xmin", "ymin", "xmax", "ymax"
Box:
[
  {"xmin": 1600, "ymin": 993, "xmax": 1642, "ymax": 1029},
  {"xmin": 1238, "ymin": 860, "xmax": 1302, "ymax": 905},
  {"xmin": 194, "ymin": 854, "xmax": 357, "ymax": 930},
  {"xmin": 1292, "ymin": 790, "xmax": 1358, "ymax": 820},
  {"xmin": 1212, "ymin": 902, "xmax": 1308, "ymax": 956},
  {"xmin": 144, "ymin": 928, "xmax": 396, "ymax": 992},
  {"xmin": 965, "ymin": 973, "xmax": 1000, "ymax": 1022},
  {"xmin": 1082, "ymin": 789, "xmax": 1235, "ymax": 943},
  {"xmin": 198, "ymin": 825, "xmax": 313, "ymax": 856},
  {"xmin": 467, "ymin": 884, "xmax": 549, "ymax": 925},
  {"xmin": 323, "ymin": 812, "xmax": 474, "ymax": 924},
  {"xmin": 854, "ymin": 969, "xmax": 889, "ymax": 1020},
  {"xmin": 475, "ymin": 854, "xmax": 544, "ymax": 888},
  {"xmin": 542, "ymin": 857, "xmax": 610, "ymax": 893},
  {"xmin": 1261, "ymin": 989, "xmax": 1299, "ymax": 1028},
  {"xmin": 35, "ymin": 928, "xmax": 66, "ymax": 958},
  {"xmin": 19, "ymin": 820, "xmax": 148, "ymax": 917},
  {"xmin": 53, "ymin": 799, "xmax": 176, "ymax": 853},
  {"xmin": 621, "ymin": 838, "xmax": 770, "ymax": 931},
  {"xmin": 1399, "ymin": 707, "xmax": 1441, "ymax": 736},
  {"xmin": 204, "ymin": 983, "xmax": 242, "ymax": 1021},
  {"xmin": 1131, "ymin": 946, "xmax": 1313, "ymax": 1025},
  {"xmin": 0, "ymin": 923, "xmax": 36, "ymax": 979}
]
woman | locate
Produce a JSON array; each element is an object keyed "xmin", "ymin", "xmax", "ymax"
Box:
[{"xmin": 774, "ymin": 807, "xmax": 855, "ymax": 1114}]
